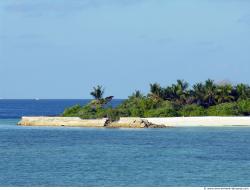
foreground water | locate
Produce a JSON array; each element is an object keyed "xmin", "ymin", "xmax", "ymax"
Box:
[{"xmin": 1, "ymin": 100, "xmax": 250, "ymax": 186}]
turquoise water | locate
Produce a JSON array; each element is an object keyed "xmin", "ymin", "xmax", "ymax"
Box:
[
  {"xmin": 1, "ymin": 100, "xmax": 250, "ymax": 186},
  {"xmin": 1, "ymin": 119, "xmax": 250, "ymax": 186}
]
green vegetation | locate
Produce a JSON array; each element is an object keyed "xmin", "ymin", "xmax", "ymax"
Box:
[{"xmin": 62, "ymin": 80, "xmax": 250, "ymax": 120}]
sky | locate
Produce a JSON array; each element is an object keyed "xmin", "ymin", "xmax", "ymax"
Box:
[{"xmin": 0, "ymin": 0, "xmax": 250, "ymax": 99}]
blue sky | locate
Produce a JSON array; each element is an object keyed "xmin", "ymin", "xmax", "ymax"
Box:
[{"xmin": 0, "ymin": 0, "xmax": 250, "ymax": 99}]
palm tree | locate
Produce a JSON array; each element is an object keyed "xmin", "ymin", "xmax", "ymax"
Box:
[
  {"xmin": 162, "ymin": 86, "xmax": 174, "ymax": 101},
  {"xmin": 192, "ymin": 82, "xmax": 205, "ymax": 106},
  {"xmin": 236, "ymin": 83, "xmax": 250, "ymax": 100},
  {"xmin": 90, "ymin": 85, "xmax": 104, "ymax": 100},
  {"xmin": 149, "ymin": 83, "xmax": 163, "ymax": 99},
  {"xmin": 203, "ymin": 79, "xmax": 217, "ymax": 107},
  {"xmin": 215, "ymin": 84, "xmax": 234, "ymax": 104},
  {"xmin": 171, "ymin": 80, "xmax": 189, "ymax": 104}
]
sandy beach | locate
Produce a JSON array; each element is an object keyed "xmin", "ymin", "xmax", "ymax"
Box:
[
  {"xmin": 18, "ymin": 116, "xmax": 250, "ymax": 128},
  {"xmin": 145, "ymin": 116, "xmax": 250, "ymax": 127}
]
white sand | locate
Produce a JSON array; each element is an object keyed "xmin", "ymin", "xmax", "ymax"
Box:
[
  {"xmin": 18, "ymin": 116, "xmax": 250, "ymax": 128},
  {"xmin": 145, "ymin": 116, "xmax": 250, "ymax": 127}
]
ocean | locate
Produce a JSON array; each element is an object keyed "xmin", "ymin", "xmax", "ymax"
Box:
[{"xmin": 1, "ymin": 100, "xmax": 250, "ymax": 186}]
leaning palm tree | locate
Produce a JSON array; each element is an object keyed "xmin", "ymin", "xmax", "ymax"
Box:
[{"xmin": 90, "ymin": 85, "xmax": 104, "ymax": 100}]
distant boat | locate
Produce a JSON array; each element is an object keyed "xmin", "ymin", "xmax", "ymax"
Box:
[{"xmin": 35, "ymin": 98, "xmax": 40, "ymax": 101}]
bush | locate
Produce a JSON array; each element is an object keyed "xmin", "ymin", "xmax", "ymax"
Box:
[
  {"xmin": 144, "ymin": 101, "xmax": 179, "ymax": 117},
  {"xmin": 77, "ymin": 105, "xmax": 99, "ymax": 119},
  {"xmin": 117, "ymin": 97, "xmax": 161, "ymax": 117},
  {"xmin": 62, "ymin": 104, "xmax": 82, "ymax": 117},
  {"xmin": 144, "ymin": 108, "xmax": 179, "ymax": 117},
  {"xmin": 207, "ymin": 102, "xmax": 240, "ymax": 116},
  {"xmin": 237, "ymin": 99, "xmax": 250, "ymax": 116},
  {"xmin": 179, "ymin": 104, "xmax": 206, "ymax": 116},
  {"xmin": 105, "ymin": 109, "xmax": 120, "ymax": 121}
]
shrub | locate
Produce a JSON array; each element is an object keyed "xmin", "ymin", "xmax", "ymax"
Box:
[
  {"xmin": 78, "ymin": 105, "xmax": 99, "ymax": 119},
  {"xmin": 237, "ymin": 99, "xmax": 250, "ymax": 116},
  {"xmin": 144, "ymin": 108, "xmax": 179, "ymax": 117},
  {"xmin": 117, "ymin": 97, "xmax": 161, "ymax": 117},
  {"xmin": 207, "ymin": 102, "xmax": 240, "ymax": 116},
  {"xmin": 105, "ymin": 109, "xmax": 120, "ymax": 121},
  {"xmin": 179, "ymin": 104, "xmax": 206, "ymax": 116},
  {"xmin": 62, "ymin": 104, "xmax": 82, "ymax": 117},
  {"xmin": 144, "ymin": 101, "xmax": 179, "ymax": 117}
]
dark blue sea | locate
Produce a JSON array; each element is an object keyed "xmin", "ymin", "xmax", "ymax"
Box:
[{"xmin": 1, "ymin": 100, "xmax": 250, "ymax": 186}]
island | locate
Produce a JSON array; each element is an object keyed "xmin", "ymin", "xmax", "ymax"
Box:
[{"xmin": 18, "ymin": 79, "xmax": 250, "ymax": 128}]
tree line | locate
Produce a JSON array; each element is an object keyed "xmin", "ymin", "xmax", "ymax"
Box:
[
  {"xmin": 146, "ymin": 79, "xmax": 250, "ymax": 107},
  {"xmin": 63, "ymin": 79, "xmax": 250, "ymax": 119},
  {"xmin": 90, "ymin": 79, "xmax": 250, "ymax": 107}
]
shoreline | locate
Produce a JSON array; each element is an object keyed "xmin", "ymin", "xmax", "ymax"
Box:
[
  {"xmin": 18, "ymin": 116, "xmax": 250, "ymax": 128},
  {"xmin": 145, "ymin": 116, "xmax": 250, "ymax": 127}
]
